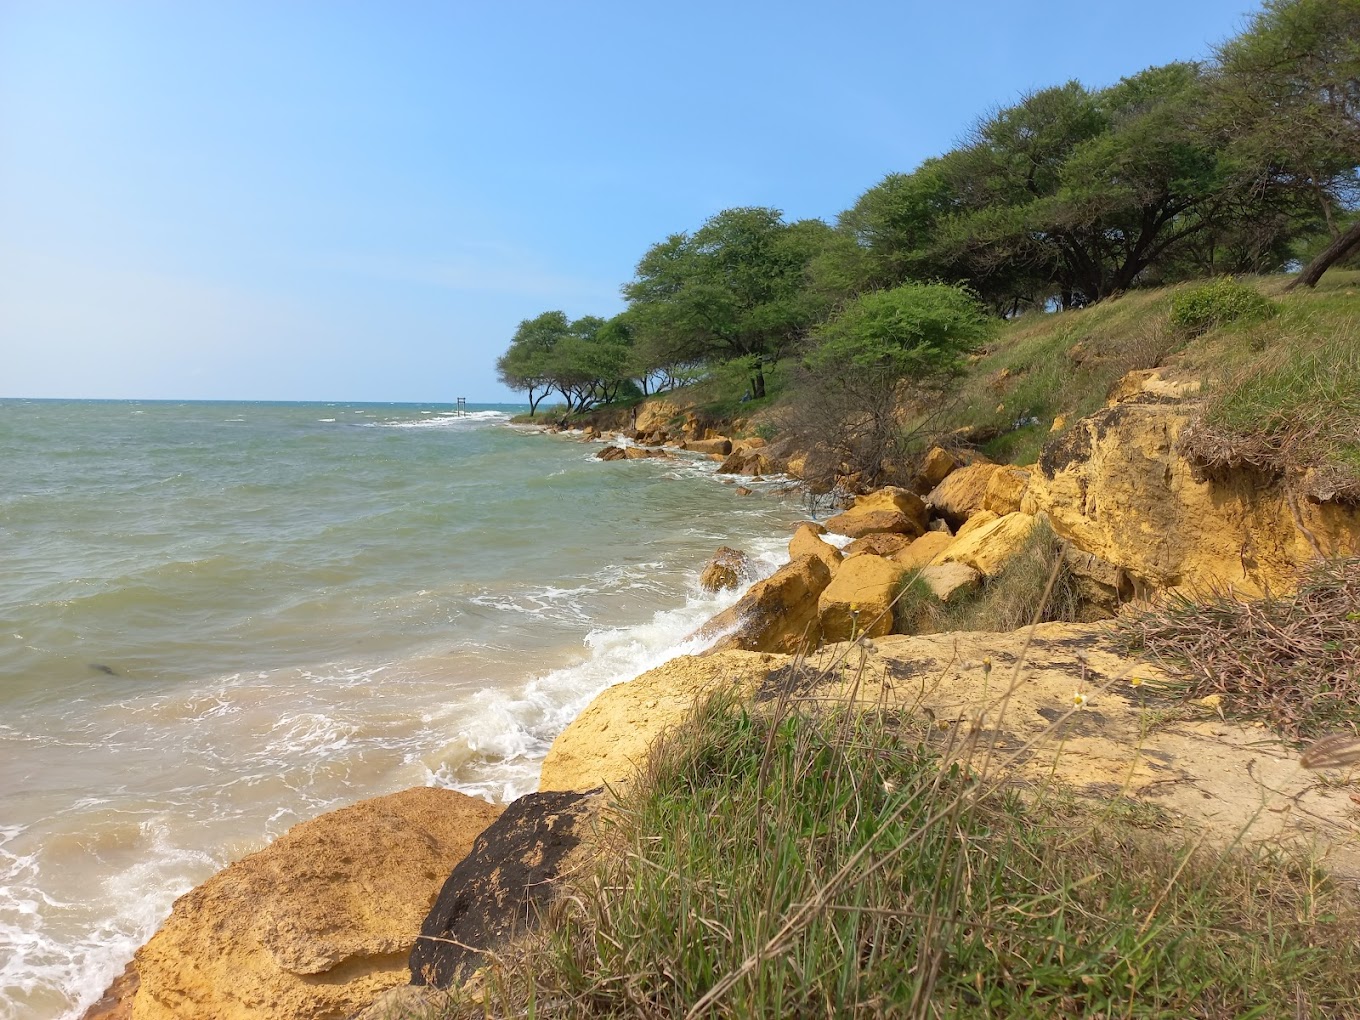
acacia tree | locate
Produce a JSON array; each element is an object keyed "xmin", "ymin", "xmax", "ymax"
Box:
[
  {"xmin": 624, "ymin": 208, "xmax": 833, "ymax": 399},
  {"xmin": 495, "ymin": 310, "xmax": 570, "ymax": 415},
  {"xmin": 1214, "ymin": 0, "xmax": 1360, "ymax": 289},
  {"xmin": 935, "ymin": 66, "xmax": 1239, "ymax": 307}
]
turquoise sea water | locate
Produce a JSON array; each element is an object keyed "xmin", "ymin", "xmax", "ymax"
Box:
[{"xmin": 0, "ymin": 400, "xmax": 805, "ymax": 1019}]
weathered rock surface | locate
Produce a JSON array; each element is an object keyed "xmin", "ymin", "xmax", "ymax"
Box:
[
  {"xmin": 926, "ymin": 463, "xmax": 1004, "ymax": 526},
  {"xmin": 539, "ymin": 651, "xmax": 780, "ymax": 793},
  {"xmin": 545, "ymin": 622, "xmax": 1360, "ymax": 882},
  {"xmin": 716, "ymin": 448, "xmax": 777, "ymax": 476},
  {"xmin": 917, "ymin": 562, "xmax": 982, "ymax": 604},
  {"xmin": 850, "ymin": 486, "xmax": 930, "ymax": 533},
  {"xmin": 624, "ymin": 446, "xmax": 671, "ymax": 460},
  {"xmin": 938, "ymin": 512, "xmax": 1038, "ymax": 577},
  {"xmin": 686, "ymin": 437, "xmax": 732, "ymax": 456},
  {"xmin": 410, "ymin": 791, "xmax": 601, "ymax": 990},
  {"xmin": 130, "ymin": 788, "xmax": 501, "ymax": 1020},
  {"xmin": 699, "ymin": 554, "xmax": 833, "ymax": 654},
  {"xmin": 81, "ymin": 962, "xmax": 138, "ymax": 1020},
  {"xmin": 595, "ymin": 446, "xmax": 626, "ymax": 461},
  {"xmin": 890, "ymin": 531, "xmax": 955, "ymax": 570},
  {"xmin": 789, "ymin": 522, "xmax": 843, "ymax": 573},
  {"xmin": 823, "ymin": 507, "xmax": 924, "ymax": 541},
  {"xmin": 843, "ymin": 532, "xmax": 913, "ymax": 559},
  {"xmin": 699, "ymin": 546, "xmax": 750, "ymax": 592},
  {"xmin": 819, "ymin": 554, "xmax": 909, "ymax": 642},
  {"xmin": 919, "ymin": 446, "xmax": 958, "ymax": 487},
  {"xmin": 982, "ymin": 466, "xmax": 1031, "ymax": 515},
  {"xmin": 1022, "ymin": 400, "xmax": 1360, "ymax": 597}
]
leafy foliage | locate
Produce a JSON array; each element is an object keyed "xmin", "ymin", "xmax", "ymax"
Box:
[{"xmin": 1169, "ymin": 276, "xmax": 1280, "ymax": 336}]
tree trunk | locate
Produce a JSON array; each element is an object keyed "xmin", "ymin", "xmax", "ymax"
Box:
[
  {"xmin": 528, "ymin": 387, "xmax": 546, "ymax": 416},
  {"xmin": 1288, "ymin": 218, "xmax": 1360, "ymax": 290},
  {"xmin": 751, "ymin": 362, "xmax": 766, "ymax": 400}
]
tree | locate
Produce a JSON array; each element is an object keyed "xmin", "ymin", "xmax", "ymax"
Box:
[
  {"xmin": 1214, "ymin": 0, "xmax": 1360, "ymax": 289},
  {"xmin": 624, "ymin": 208, "xmax": 834, "ymax": 399},
  {"xmin": 496, "ymin": 310, "xmax": 570, "ymax": 415},
  {"xmin": 935, "ymin": 66, "xmax": 1240, "ymax": 307},
  {"xmin": 790, "ymin": 283, "xmax": 996, "ymax": 489}
]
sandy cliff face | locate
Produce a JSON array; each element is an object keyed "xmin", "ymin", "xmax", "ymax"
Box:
[
  {"xmin": 129, "ymin": 787, "xmax": 500, "ymax": 1020},
  {"xmin": 1022, "ymin": 398, "xmax": 1360, "ymax": 598}
]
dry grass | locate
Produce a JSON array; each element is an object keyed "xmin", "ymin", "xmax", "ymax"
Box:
[{"xmin": 1118, "ymin": 557, "xmax": 1360, "ymax": 741}]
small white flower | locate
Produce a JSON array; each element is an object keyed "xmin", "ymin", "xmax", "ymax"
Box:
[{"xmin": 1072, "ymin": 690, "xmax": 1088, "ymax": 709}]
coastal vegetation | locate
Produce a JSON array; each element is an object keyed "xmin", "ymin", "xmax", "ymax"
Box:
[
  {"xmin": 432, "ymin": 685, "xmax": 1360, "ymax": 1018},
  {"xmin": 500, "ymin": 0, "xmax": 1360, "ymax": 449}
]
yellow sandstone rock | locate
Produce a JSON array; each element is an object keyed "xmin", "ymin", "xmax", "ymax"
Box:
[
  {"xmin": 789, "ymin": 522, "xmax": 843, "ymax": 574},
  {"xmin": 937, "ymin": 512, "xmax": 1038, "ymax": 577},
  {"xmin": 850, "ymin": 486, "xmax": 930, "ymax": 531},
  {"xmin": 698, "ymin": 554, "xmax": 833, "ymax": 654},
  {"xmin": 920, "ymin": 446, "xmax": 958, "ymax": 487},
  {"xmin": 1021, "ymin": 401, "xmax": 1360, "ymax": 596},
  {"xmin": 926, "ymin": 462, "xmax": 1005, "ymax": 525},
  {"xmin": 131, "ymin": 788, "xmax": 501, "ymax": 1020},
  {"xmin": 538, "ymin": 651, "xmax": 781, "ymax": 793},
  {"xmin": 818, "ymin": 554, "xmax": 909, "ymax": 642},
  {"xmin": 982, "ymin": 466, "xmax": 1031, "ymax": 515},
  {"xmin": 890, "ymin": 530, "xmax": 955, "ymax": 570}
]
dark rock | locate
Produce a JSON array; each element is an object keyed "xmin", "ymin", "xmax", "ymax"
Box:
[{"xmin": 409, "ymin": 790, "xmax": 600, "ymax": 989}]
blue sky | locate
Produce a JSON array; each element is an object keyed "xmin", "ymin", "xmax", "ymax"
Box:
[{"xmin": 2, "ymin": 0, "xmax": 1258, "ymax": 402}]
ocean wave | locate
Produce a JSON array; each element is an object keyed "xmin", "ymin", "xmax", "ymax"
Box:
[{"xmin": 369, "ymin": 410, "xmax": 509, "ymax": 429}]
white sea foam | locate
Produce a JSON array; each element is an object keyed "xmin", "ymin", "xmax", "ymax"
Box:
[
  {"xmin": 425, "ymin": 532, "xmax": 790, "ymax": 802},
  {"xmin": 371, "ymin": 410, "xmax": 509, "ymax": 429}
]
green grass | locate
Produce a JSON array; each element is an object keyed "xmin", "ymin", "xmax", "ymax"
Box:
[
  {"xmin": 1180, "ymin": 273, "xmax": 1360, "ymax": 490},
  {"xmin": 433, "ymin": 693, "xmax": 1360, "ymax": 1018},
  {"xmin": 902, "ymin": 286, "xmax": 1183, "ymax": 466}
]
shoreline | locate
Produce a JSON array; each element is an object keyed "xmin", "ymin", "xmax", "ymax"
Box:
[{"xmin": 68, "ymin": 414, "xmax": 805, "ymax": 1020}]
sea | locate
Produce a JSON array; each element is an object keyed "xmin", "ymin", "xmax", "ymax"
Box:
[{"xmin": 0, "ymin": 399, "xmax": 807, "ymax": 1020}]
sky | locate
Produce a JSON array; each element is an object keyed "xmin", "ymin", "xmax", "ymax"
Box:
[{"xmin": 1, "ymin": 0, "xmax": 1261, "ymax": 402}]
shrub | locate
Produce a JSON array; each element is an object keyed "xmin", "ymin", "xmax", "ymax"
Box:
[{"xmin": 1169, "ymin": 277, "xmax": 1279, "ymax": 337}]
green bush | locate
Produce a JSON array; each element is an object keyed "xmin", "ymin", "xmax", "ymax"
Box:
[{"xmin": 1169, "ymin": 277, "xmax": 1279, "ymax": 337}]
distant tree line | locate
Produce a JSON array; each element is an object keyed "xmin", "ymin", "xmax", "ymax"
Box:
[{"xmin": 498, "ymin": 0, "xmax": 1359, "ymax": 414}]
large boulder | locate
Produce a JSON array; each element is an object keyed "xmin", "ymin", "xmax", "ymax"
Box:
[
  {"xmin": 851, "ymin": 487, "xmax": 930, "ymax": 530},
  {"xmin": 633, "ymin": 399, "xmax": 682, "ymax": 435},
  {"xmin": 699, "ymin": 546, "xmax": 750, "ymax": 592},
  {"xmin": 698, "ymin": 554, "xmax": 833, "ymax": 654},
  {"xmin": 716, "ymin": 448, "xmax": 777, "ymax": 476},
  {"xmin": 917, "ymin": 562, "xmax": 982, "ymax": 604},
  {"xmin": 818, "ymin": 554, "xmax": 909, "ymax": 642},
  {"xmin": 926, "ymin": 463, "xmax": 1005, "ymax": 527},
  {"xmin": 937, "ymin": 512, "xmax": 1038, "ymax": 577},
  {"xmin": 1022, "ymin": 401, "xmax": 1360, "ymax": 597},
  {"xmin": 824, "ymin": 491, "xmax": 928, "ymax": 540},
  {"xmin": 686, "ymin": 437, "xmax": 732, "ymax": 456},
  {"xmin": 789, "ymin": 522, "xmax": 843, "ymax": 574},
  {"xmin": 982, "ymin": 466, "xmax": 1031, "ymax": 516},
  {"xmin": 919, "ymin": 446, "xmax": 959, "ymax": 488},
  {"xmin": 890, "ymin": 531, "xmax": 955, "ymax": 570},
  {"xmin": 843, "ymin": 532, "xmax": 913, "ymax": 559},
  {"xmin": 595, "ymin": 446, "xmax": 626, "ymax": 461},
  {"xmin": 539, "ymin": 650, "xmax": 780, "ymax": 794},
  {"xmin": 130, "ymin": 788, "xmax": 501, "ymax": 1020}
]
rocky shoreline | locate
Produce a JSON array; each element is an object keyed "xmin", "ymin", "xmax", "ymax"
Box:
[{"xmin": 85, "ymin": 375, "xmax": 1360, "ymax": 1020}]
